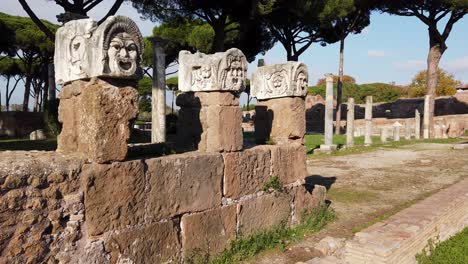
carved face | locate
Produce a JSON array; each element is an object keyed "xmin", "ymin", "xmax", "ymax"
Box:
[
  {"xmin": 296, "ymin": 72, "xmax": 308, "ymax": 91},
  {"xmin": 224, "ymin": 57, "xmax": 244, "ymax": 89},
  {"xmin": 107, "ymin": 32, "xmax": 138, "ymax": 76},
  {"xmin": 70, "ymin": 36, "xmax": 86, "ymax": 76}
]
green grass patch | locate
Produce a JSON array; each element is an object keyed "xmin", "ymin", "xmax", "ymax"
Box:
[
  {"xmin": 327, "ymin": 188, "xmax": 378, "ymax": 204},
  {"xmin": 416, "ymin": 227, "xmax": 468, "ymax": 264},
  {"xmin": 186, "ymin": 205, "xmax": 336, "ymax": 264},
  {"xmin": 305, "ymin": 134, "xmax": 464, "ymax": 158},
  {"xmin": 262, "ymin": 176, "xmax": 282, "ymax": 192}
]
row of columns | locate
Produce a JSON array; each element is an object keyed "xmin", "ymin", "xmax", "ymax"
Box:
[{"xmin": 320, "ymin": 75, "xmax": 434, "ymax": 150}]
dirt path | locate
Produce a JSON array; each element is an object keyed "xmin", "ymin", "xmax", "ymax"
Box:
[{"xmin": 245, "ymin": 143, "xmax": 468, "ymax": 264}]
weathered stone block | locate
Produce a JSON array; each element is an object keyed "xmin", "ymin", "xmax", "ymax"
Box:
[
  {"xmin": 290, "ymin": 185, "xmax": 326, "ymax": 225},
  {"xmin": 271, "ymin": 144, "xmax": 307, "ymax": 185},
  {"xmin": 146, "ymin": 152, "xmax": 223, "ymax": 221},
  {"xmin": 251, "ymin": 62, "xmax": 308, "ymax": 100},
  {"xmin": 255, "ymin": 97, "xmax": 305, "ymax": 145},
  {"xmin": 105, "ymin": 221, "xmax": 181, "ymax": 263},
  {"xmin": 238, "ymin": 192, "xmax": 292, "ymax": 236},
  {"xmin": 83, "ymin": 160, "xmax": 146, "ymax": 236},
  {"xmin": 223, "ymin": 146, "xmax": 272, "ymax": 199},
  {"xmin": 199, "ymin": 105, "xmax": 243, "ymax": 152},
  {"xmin": 57, "ymin": 78, "xmax": 139, "ymax": 163},
  {"xmin": 181, "ymin": 205, "xmax": 237, "ymax": 256},
  {"xmin": 178, "ymin": 48, "xmax": 247, "ymax": 92},
  {"xmin": 176, "ymin": 91, "xmax": 243, "ymax": 152}
]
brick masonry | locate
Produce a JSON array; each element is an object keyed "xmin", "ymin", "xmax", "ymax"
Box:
[
  {"xmin": 344, "ymin": 177, "xmax": 468, "ymax": 264},
  {"xmin": 0, "ymin": 143, "xmax": 323, "ymax": 263}
]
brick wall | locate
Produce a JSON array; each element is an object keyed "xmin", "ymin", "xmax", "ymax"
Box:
[{"xmin": 0, "ymin": 144, "xmax": 325, "ymax": 263}]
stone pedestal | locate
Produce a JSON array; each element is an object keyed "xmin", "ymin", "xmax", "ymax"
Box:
[
  {"xmin": 57, "ymin": 78, "xmax": 139, "ymax": 163},
  {"xmin": 251, "ymin": 62, "xmax": 308, "ymax": 145},
  {"xmin": 254, "ymin": 97, "xmax": 305, "ymax": 144},
  {"xmin": 415, "ymin": 110, "xmax": 421, "ymax": 139},
  {"xmin": 380, "ymin": 127, "xmax": 388, "ymax": 143},
  {"xmin": 393, "ymin": 122, "xmax": 402, "ymax": 141},
  {"xmin": 346, "ymin": 97, "xmax": 355, "ymax": 147},
  {"xmin": 423, "ymin": 95, "xmax": 431, "ymax": 139},
  {"xmin": 176, "ymin": 48, "xmax": 247, "ymax": 152},
  {"xmin": 405, "ymin": 119, "xmax": 412, "ymax": 140},
  {"xmin": 364, "ymin": 96, "xmax": 373, "ymax": 145},
  {"xmin": 176, "ymin": 92, "xmax": 243, "ymax": 152}
]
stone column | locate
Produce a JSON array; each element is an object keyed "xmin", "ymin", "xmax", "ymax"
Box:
[
  {"xmin": 251, "ymin": 62, "xmax": 308, "ymax": 145},
  {"xmin": 415, "ymin": 110, "xmax": 421, "ymax": 139},
  {"xmin": 393, "ymin": 122, "xmax": 402, "ymax": 141},
  {"xmin": 151, "ymin": 37, "xmax": 166, "ymax": 143},
  {"xmin": 423, "ymin": 95, "xmax": 431, "ymax": 139},
  {"xmin": 380, "ymin": 127, "xmax": 388, "ymax": 143},
  {"xmin": 176, "ymin": 48, "xmax": 246, "ymax": 152},
  {"xmin": 405, "ymin": 119, "xmax": 412, "ymax": 140},
  {"xmin": 319, "ymin": 74, "xmax": 336, "ymax": 151},
  {"xmin": 346, "ymin": 97, "xmax": 355, "ymax": 147},
  {"xmin": 54, "ymin": 16, "xmax": 142, "ymax": 163},
  {"xmin": 364, "ymin": 96, "xmax": 373, "ymax": 145}
]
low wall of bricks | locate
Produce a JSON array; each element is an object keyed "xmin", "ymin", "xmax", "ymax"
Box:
[
  {"xmin": 0, "ymin": 143, "xmax": 325, "ymax": 263},
  {"xmin": 344, "ymin": 177, "xmax": 468, "ymax": 264}
]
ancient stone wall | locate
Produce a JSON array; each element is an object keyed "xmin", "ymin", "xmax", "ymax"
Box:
[{"xmin": 1, "ymin": 144, "xmax": 324, "ymax": 263}]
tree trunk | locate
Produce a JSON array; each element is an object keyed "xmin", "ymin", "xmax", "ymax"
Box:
[
  {"xmin": 211, "ymin": 23, "xmax": 226, "ymax": 52},
  {"xmin": 48, "ymin": 63, "xmax": 56, "ymax": 100},
  {"xmin": 426, "ymin": 38, "xmax": 445, "ymax": 138},
  {"xmin": 335, "ymin": 37, "xmax": 345, "ymax": 134},
  {"xmin": 23, "ymin": 76, "xmax": 32, "ymax": 112}
]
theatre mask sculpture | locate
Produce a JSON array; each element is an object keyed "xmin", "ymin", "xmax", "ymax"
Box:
[
  {"xmin": 178, "ymin": 48, "xmax": 247, "ymax": 92},
  {"xmin": 251, "ymin": 62, "xmax": 308, "ymax": 100},
  {"xmin": 55, "ymin": 16, "xmax": 143, "ymax": 84}
]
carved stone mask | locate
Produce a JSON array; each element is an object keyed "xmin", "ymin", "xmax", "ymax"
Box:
[
  {"xmin": 296, "ymin": 72, "xmax": 308, "ymax": 91},
  {"xmin": 107, "ymin": 32, "xmax": 138, "ymax": 76},
  {"xmin": 70, "ymin": 36, "xmax": 86, "ymax": 76},
  {"xmin": 224, "ymin": 57, "xmax": 244, "ymax": 90}
]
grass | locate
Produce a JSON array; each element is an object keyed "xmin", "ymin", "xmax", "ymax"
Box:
[
  {"xmin": 327, "ymin": 188, "xmax": 378, "ymax": 204},
  {"xmin": 416, "ymin": 227, "xmax": 468, "ymax": 264},
  {"xmin": 305, "ymin": 134, "xmax": 464, "ymax": 158},
  {"xmin": 187, "ymin": 205, "xmax": 336, "ymax": 264},
  {"xmin": 262, "ymin": 176, "xmax": 282, "ymax": 192}
]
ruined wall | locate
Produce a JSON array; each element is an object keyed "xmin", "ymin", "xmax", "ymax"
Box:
[{"xmin": 1, "ymin": 144, "xmax": 325, "ymax": 263}]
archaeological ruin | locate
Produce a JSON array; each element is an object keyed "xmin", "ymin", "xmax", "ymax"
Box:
[{"xmin": 0, "ymin": 16, "xmax": 326, "ymax": 263}]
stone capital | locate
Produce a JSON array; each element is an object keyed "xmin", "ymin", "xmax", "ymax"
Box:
[
  {"xmin": 54, "ymin": 16, "xmax": 144, "ymax": 85},
  {"xmin": 178, "ymin": 48, "xmax": 248, "ymax": 92},
  {"xmin": 251, "ymin": 62, "xmax": 308, "ymax": 100}
]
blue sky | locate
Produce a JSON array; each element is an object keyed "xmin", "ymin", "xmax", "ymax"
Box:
[{"xmin": 1, "ymin": 0, "xmax": 468, "ymax": 107}]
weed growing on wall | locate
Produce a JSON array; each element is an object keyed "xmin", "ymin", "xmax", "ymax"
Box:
[
  {"xmin": 262, "ymin": 176, "xmax": 282, "ymax": 192},
  {"xmin": 416, "ymin": 227, "xmax": 468, "ymax": 264},
  {"xmin": 185, "ymin": 205, "xmax": 336, "ymax": 264}
]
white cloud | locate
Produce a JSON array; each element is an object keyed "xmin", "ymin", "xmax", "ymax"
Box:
[
  {"xmin": 393, "ymin": 60, "xmax": 425, "ymax": 70},
  {"xmin": 367, "ymin": 50, "xmax": 387, "ymax": 58},
  {"xmin": 442, "ymin": 56, "xmax": 468, "ymax": 72}
]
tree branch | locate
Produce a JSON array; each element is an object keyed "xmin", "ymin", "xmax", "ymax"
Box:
[
  {"xmin": 97, "ymin": 0, "xmax": 124, "ymax": 24},
  {"xmin": 84, "ymin": 0, "xmax": 104, "ymax": 12},
  {"xmin": 17, "ymin": 0, "xmax": 55, "ymax": 41}
]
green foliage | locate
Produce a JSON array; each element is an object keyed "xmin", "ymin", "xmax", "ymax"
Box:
[
  {"xmin": 43, "ymin": 99, "xmax": 60, "ymax": 136},
  {"xmin": 308, "ymin": 82, "xmax": 401, "ymax": 103},
  {"xmin": 139, "ymin": 98, "xmax": 152, "ymax": 112},
  {"xmin": 137, "ymin": 76, "xmax": 152, "ymax": 97},
  {"xmin": 0, "ymin": 12, "xmax": 57, "ymax": 55},
  {"xmin": 316, "ymin": 74, "xmax": 356, "ymax": 86},
  {"xmin": 416, "ymin": 227, "xmax": 468, "ymax": 264},
  {"xmin": 137, "ymin": 111, "xmax": 151, "ymax": 122},
  {"xmin": 186, "ymin": 205, "xmax": 335, "ymax": 264},
  {"xmin": 130, "ymin": 0, "xmax": 275, "ymax": 61},
  {"xmin": 262, "ymin": 177, "xmax": 282, "ymax": 192},
  {"xmin": 242, "ymin": 104, "xmax": 255, "ymax": 111},
  {"xmin": 408, "ymin": 69, "xmax": 460, "ymax": 97},
  {"xmin": 187, "ymin": 23, "xmax": 215, "ymax": 53}
]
